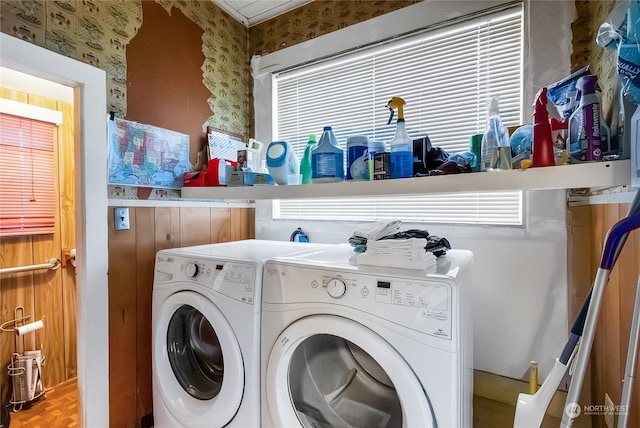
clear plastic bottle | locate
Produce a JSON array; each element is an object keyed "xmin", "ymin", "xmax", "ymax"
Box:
[
  {"xmin": 299, "ymin": 134, "xmax": 317, "ymax": 184},
  {"xmin": 311, "ymin": 126, "xmax": 344, "ymax": 182},
  {"xmin": 480, "ymin": 97, "xmax": 512, "ymax": 171},
  {"xmin": 390, "ymin": 118, "xmax": 413, "ymax": 178}
]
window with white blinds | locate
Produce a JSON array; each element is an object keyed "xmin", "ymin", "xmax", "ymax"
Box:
[
  {"xmin": 273, "ymin": 6, "xmax": 524, "ymax": 225},
  {"xmin": 0, "ymin": 112, "xmax": 57, "ymax": 236}
]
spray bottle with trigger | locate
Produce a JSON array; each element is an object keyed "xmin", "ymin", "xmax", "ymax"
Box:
[
  {"xmin": 387, "ymin": 97, "xmax": 413, "ymax": 179},
  {"xmin": 531, "ymin": 87, "xmax": 556, "ymax": 167}
]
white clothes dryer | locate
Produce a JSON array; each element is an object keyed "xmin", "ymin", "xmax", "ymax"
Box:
[
  {"xmin": 261, "ymin": 244, "xmax": 473, "ymax": 428},
  {"xmin": 152, "ymin": 239, "xmax": 328, "ymax": 428}
]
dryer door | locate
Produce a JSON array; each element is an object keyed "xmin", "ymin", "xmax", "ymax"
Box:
[
  {"xmin": 154, "ymin": 290, "xmax": 243, "ymax": 425},
  {"xmin": 266, "ymin": 314, "xmax": 435, "ymax": 428}
]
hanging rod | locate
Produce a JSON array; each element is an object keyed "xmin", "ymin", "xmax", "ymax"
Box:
[{"xmin": 0, "ymin": 258, "xmax": 61, "ymax": 275}]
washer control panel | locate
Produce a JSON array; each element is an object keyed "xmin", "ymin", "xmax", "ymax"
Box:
[
  {"xmin": 155, "ymin": 254, "xmax": 257, "ymax": 304},
  {"xmin": 326, "ymin": 278, "xmax": 347, "ymax": 298}
]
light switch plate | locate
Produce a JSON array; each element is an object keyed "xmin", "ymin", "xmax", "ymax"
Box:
[{"xmin": 114, "ymin": 207, "xmax": 130, "ymax": 231}]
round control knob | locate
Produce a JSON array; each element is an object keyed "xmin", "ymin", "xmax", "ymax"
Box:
[
  {"xmin": 326, "ymin": 278, "xmax": 347, "ymax": 299},
  {"xmin": 185, "ymin": 262, "xmax": 199, "ymax": 278}
]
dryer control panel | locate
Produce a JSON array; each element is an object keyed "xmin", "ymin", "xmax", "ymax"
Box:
[{"xmin": 265, "ymin": 264, "xmax": 457, "ymax": 343}]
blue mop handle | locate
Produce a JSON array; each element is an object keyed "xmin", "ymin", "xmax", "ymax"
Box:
[{"xmin": 600, "ymin": 213, "xmax": 640, "ymax": 269}]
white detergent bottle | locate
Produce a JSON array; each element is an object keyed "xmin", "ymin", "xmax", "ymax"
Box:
[
  {"xmin": 312, "ymin": 126, "xmax": 344, "ymax": 182},
  {"xmin": 387, "ymin": 97, "xmax": 413, "ymax": 178}
]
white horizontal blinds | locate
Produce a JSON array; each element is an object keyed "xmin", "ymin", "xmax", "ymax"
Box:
[
  {"xmin": 276, "ymin": 57, "xmax": 378, "ymax": 158},
  {"xmin": 409, "ymin": 12, "xmax": 524, "ymax": 151},
  {"xmin": 274, "ymin": 7, "xmax": 524, "ymax": 225},
  {"xmin": 0, "ymin": 113, "xmax": 57, "ymax": 236},
  {"xmin": 274, "ymin": 192, "xmax": 522, "ymax": 225}
]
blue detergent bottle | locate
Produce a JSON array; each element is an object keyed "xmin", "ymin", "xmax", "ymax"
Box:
[
  {"xmin": 312, "ymin": 126, "xmax": 344, "ymax": 182},
  {"xmin": 387, "ymin": 97, "xmax": 413, "ymax": 179}
]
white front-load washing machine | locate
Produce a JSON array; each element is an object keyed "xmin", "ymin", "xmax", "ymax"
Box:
[
  {"xmin": 152, "ymin": 239, "xmax": 328, "ymax": 428},
  {"xmin": 261, "ymin": 243, "xmax": 473, "ymax": 428}
]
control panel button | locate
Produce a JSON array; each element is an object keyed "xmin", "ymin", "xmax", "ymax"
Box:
[
  {"xmin": 326, "ymin": 278, "xmax": 347, "ymax": 298},
  {"xmin": 185, "ymin": 262, "xmax": 199, "ymax": 278},
  {"xmin": 361, "ymin": 287, "xmax": 369, "ymax": 297}
]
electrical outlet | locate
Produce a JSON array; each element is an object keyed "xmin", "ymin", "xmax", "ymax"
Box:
[
  {"xmin": 604, "ymin": 393, "xmax": 614, "ymax": 428},
  {"xmin": 114, "ymin": 207, "xmax": 130, "ymax": 231}
]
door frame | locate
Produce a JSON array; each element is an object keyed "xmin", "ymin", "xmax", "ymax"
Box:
[{"xmin": 1, "ymin": 33, "xmax": 109, "ymax": 427}]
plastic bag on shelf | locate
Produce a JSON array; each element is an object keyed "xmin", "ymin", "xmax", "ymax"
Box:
[{"xmin": 597, "ymin": 0, "xmax": 640, "ymax": 105}]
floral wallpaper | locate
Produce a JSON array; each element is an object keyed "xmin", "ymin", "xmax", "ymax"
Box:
[
  {"xmin": 249, "ymin": 0, "xmax": 420, "ymax": 56},
  {"xmin": 1, "ymin": 0, "xmax": 250, "ymax": 137}
]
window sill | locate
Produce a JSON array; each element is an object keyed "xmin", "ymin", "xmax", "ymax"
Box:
[{"xmin": 180, "ymin": 160, "xmax": 631, "ymax": 201}]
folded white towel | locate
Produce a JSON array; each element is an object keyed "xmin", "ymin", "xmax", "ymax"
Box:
[
  {"xmin": 357, "ymin": 251, "xmax": 436, "ymax": 271},
  {"xmin": 366, "ymin": 238, "xmax": 427, "ymax": 255},
  {"xmin": 357, "ymin": 237, "xmax": 436, "ymax": 270},
  {"xmin": 352, "ymin": 220, "xmax": 401, "ymax": 241}
]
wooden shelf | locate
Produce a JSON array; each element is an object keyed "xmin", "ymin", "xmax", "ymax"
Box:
[{"xmin": 180, "ymin": 160, "xmax": 631, "ymax": 201}]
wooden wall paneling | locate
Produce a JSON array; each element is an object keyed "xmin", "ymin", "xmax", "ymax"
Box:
[
  {"xmin": 61, "ymin": 264, "xmax": 76, "ymax": 379},
  {"xmin": 0, "ymin": 87, "xmax": 28, "ymax": 103},
  {"xmin": 135, "ymin": 207, "xmax": 156, "ymax": 424},
  {"xmin": 230, "ymin": 208, "xmax": 255, "ymax": 241},
  {"xmin": 108, "ymin": 207, "xmax": 139, "ymax": 428},
  {"xmin": 154, "ymin": 207, "xmax": 180, "ymax": 252},
  {"xmin": 246, "ymin": 208, "xmax": 256, "ymax": 239},
  {"xmin": 211, "ymin": 208, "xmax": 232, "ymax": 243},
  {"xmin": 0, "ymin": 237, "xmax": 35, "ymax": 405},
  {"xmin": 615, "ymin": 203, "xmax": 640, "ymax": 426},
  {"xmin": 179, "ymin": 207, "xmax": 211, "ymax": 247},
  {"xmin": 568, "ymin": 206, "xmax": 593, "ymax": 318},
  {"xmin": 57, "ymin": 100, "xmax": 77, "ymax": 379},
  {"xmin": 57, "ymin": 100, "xmax": 75, "ymax": 256},
  {"xmin": 601, "ymin": 205, "xmax": 622, "ymax": 416},
  {"xmin": 29, "ymin": 94, "xmax": 66, "ymax": 390}
]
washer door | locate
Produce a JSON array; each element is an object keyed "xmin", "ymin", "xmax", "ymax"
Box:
[
  {"xmin": 266, "ymin": 315, "xmax": 435, "ymax": 428},
  {"xmin": 154, "ymin": 290, "xmax": 243, "ymax": 425}
]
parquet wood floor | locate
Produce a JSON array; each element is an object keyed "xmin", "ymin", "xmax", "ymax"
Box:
[{"xmin": 8, "ymin": 377, "xmax": 78, "ymax": 428}]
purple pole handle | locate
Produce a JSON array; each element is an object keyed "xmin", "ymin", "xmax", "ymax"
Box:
[{"xmin": 600, "ymin": 213, "xmax": 640, "ymax": 270}]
